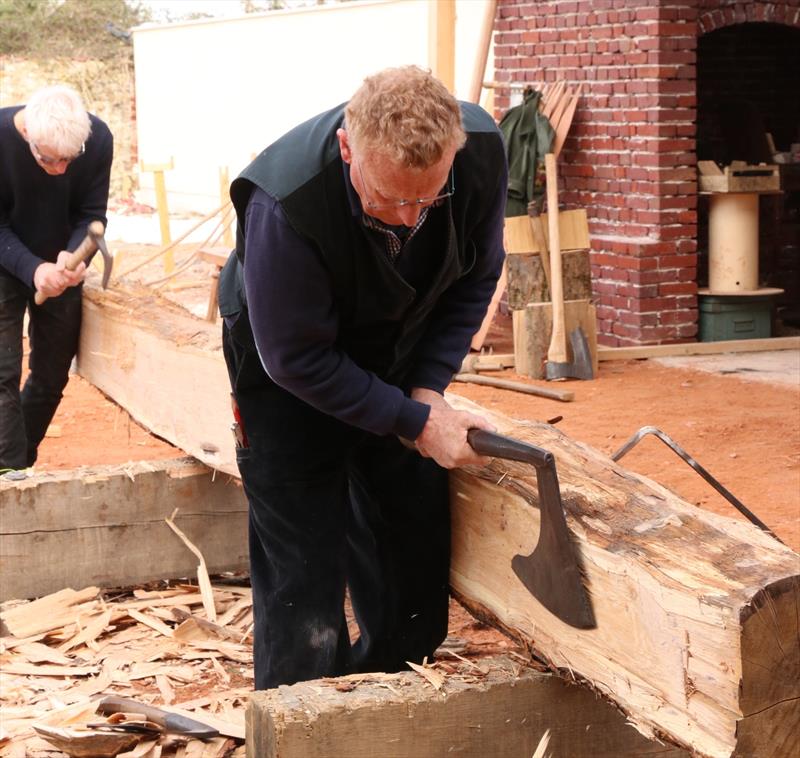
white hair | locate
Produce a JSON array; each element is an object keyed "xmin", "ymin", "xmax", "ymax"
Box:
[{"xmin": 24, "ymin": 85, "xmax": 91, "ymax": 157}]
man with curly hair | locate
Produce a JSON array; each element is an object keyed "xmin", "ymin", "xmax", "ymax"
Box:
[{"xmin": 219, "ymin": 66, "xmax": 507, "ymax": 688}]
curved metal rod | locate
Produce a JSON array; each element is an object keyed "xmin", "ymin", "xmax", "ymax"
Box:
[{"xmin": 611, "ymin": 426, "xmax": 784, "ymax": 545}]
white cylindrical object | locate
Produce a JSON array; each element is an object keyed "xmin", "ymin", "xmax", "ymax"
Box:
[{"xmin": 708, "ymin": 193, "xmax": 759, "ymax": 292}]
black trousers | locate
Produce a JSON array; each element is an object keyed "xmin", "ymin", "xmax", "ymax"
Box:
[
  {"xmin": 222, "ymin": 322, "xmax": 451, "ymax": 689},
  {"xmin": 0, "ymin": 273, "xmax": 82, "ymax": 470}
]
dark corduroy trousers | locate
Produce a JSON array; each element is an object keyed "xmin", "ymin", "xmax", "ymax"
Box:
[
  {"xmin": 222, "ymin": 321, "xmax": 450, "ymax": 689},
  {"xmin": 0, "ymin": 273, "xmax": 82, "ymax": 469}
]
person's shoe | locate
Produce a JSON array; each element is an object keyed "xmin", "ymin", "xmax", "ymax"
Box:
[{"xmin": 0, "ymin": 468, "xmax": 28, "ymax": 481}]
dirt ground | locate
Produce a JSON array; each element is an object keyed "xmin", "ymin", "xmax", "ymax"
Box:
[{"xmin": 22, "ymin": 242, "xmax": 800, "ymax": 656}]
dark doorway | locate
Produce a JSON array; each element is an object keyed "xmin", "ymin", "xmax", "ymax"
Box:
[{"xmin": 696, "ymin": 22, "xmax": 800, "ymax": 328}]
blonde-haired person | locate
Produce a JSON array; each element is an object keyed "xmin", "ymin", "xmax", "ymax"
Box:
[
  {"xmin": 218, "ymin": 65, "xmax": 507, "ymax": 689},
  {"xmin": 0, "ymin": 85, "xmax": 113, "ymax": 475}
]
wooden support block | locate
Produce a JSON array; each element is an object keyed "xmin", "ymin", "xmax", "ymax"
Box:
[
  {"xmin": 446, "ymin": 394, "xmax": 800, "ymax": 758},
  {"xmin": 507, "ymin": 248, "xmax": 591, "ymax": 308},
  {"xmin": 513, "ymin": 299, "xmax": 598, "ymax": 378},
  {"xmin": 0, "ymin": 458, "xmax": 247, "ymax": 601},
  {"xmin": 247, "ymin": 656, "xmax": 689, "ymax": 758},
  {"xmin": 504, "ymin": 209, "xmax": 590, "ymax": 254}
]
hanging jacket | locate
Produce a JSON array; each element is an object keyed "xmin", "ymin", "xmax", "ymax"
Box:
[{"xmin": 498, "ymin": 89, "xmax": 554, "ymax": 217}]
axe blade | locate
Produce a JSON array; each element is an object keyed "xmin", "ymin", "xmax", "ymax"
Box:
[
  {"xmin": 91, "ymin": 229, "xmax": 113, "ymax": 289},
  {"xmin": 467, "ymin": 429, "xmax": 596, "ymax": 629}
]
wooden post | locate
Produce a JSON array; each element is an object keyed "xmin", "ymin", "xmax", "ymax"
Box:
[
  {"xmin": 140, "ymin": 158, "xmax": 174, "ymax": 271},
  {"xmin": 428, "ymin": 0, "xmax": 456, "ymax": 92},
  {"xmin": 467, "ymin": 0, "xmax": 498, "ymax": 104},
  {"xmin": 218, "ymin": 166, "xmax": 234, "ymax": 249}
]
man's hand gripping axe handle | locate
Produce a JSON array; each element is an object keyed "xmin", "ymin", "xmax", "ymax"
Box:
[{"xmin": 34, "ymin": 220, "xmax": 113, "ymax": 305}]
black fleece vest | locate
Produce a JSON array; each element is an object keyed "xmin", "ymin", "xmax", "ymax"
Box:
[{"xmin": 221, "ymin": 102, "xmax": 502, "ymax": 382}]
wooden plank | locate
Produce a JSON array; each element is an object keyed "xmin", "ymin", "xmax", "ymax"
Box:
[
  {"xmin": 470, "ymin": 261, "xmax": 507, "ymax": 351},
  {"xmin": 507, "ymin": 248, "xmax": 591, "ymax": 308},
  {"xmin": 76, "ymin": 283, "xmax": 237, "ymax": 475},
  {"xmin": 446, "ymin": 394, "xmax": 800, "ymax": 758},
  {"xmin": 0, "ymin": 458, "xmax": 247, "ymax": 601},
  {"xmin": 552, "ymin": 83, "xmax": 581, "ymax": 157},
  {"xmin": 698, "ymin": 164, "xmax": 780, "ymax": 193},
  {"xmin": 248, "ymin": 656, "xmax": 689, "ymax": 758},
  {"xmin": 598, "ymin": 336, "xmax": 800, "ymax": 361},
  {"xmin": 504, "ymin": 209, "xmax": 590, "ymax": 254},
  {"xmin": 513, "ymin": 299, "xmax": 598, "ymax": 378}
]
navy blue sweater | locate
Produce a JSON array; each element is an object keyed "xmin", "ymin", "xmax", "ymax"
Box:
[
  {"xmin": 0, "ymin": 105, "xmax": 113, "ymax": 287},
  {"xmin": 242, "ymin": 156, "xmax": 506, "ymax": 441}
]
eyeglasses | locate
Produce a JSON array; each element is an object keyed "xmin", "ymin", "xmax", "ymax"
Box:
[
  {"xmin": 30, "ymin": 141, "xmax": 85, "ymax": 166},
  {"xmin": 357, "ymin": 162, "xmax": 455, "ymax": 211}
]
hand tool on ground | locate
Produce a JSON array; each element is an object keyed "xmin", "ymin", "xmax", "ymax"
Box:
[
  {"xmin": 97, "ymin": 696, "xmax": 219, "ymax": 739},
  {"xmin": 454, "ymin": 373, "xmax": 574, "ymax": 402},
  {"xmin": 35, "ymin": 220, "xmax": 113, "ymax": 305},
  {"xmin": 543, "ymin": 153, "xmax": 593, "ymax": 380},
  {"xmin": 467, "ymin": 428, "xmax": 596, "ymax": 629},
  {"xmin": 611, "ymin": 426, "xmax": 785, "ymax": 545}
]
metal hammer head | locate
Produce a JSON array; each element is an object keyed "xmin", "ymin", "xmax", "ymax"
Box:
[{"xmin": 86, "ymin": 221, "xmax": 113, "ymax": 289}]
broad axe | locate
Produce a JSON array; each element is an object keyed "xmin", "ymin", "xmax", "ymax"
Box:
[
  {"xmin": 34, "ymin": 220, "xmax": 113, "ymax": 305},
  {"xmin": 467, "ymin": 428, "xmax": 596, "ymax": 629}
]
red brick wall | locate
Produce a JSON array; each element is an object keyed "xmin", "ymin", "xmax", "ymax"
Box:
[{"xmin": 494, "ymin": 0, "xmax": 800, "ymax": 346}]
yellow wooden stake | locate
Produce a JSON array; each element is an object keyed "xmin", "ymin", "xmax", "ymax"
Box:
[
  {"xmin": 140, "ymin": 158, "xmax": 174, "ymax": 272},
  {"xmin": 428, "ymin": 0, "xmax": 456, "ymax": 93},
  {"xmin": 219, "ymin": 166, "xmax": 234, "ymax": 249}
]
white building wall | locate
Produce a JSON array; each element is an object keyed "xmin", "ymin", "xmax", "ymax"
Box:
[{"xmin": 132, "ymin": 0, "xmax": 494, "ymax": 213}]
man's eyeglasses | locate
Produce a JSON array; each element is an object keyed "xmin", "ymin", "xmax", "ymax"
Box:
[
  {"xmin": 30, "ymin": 141, "xmax": 85, "ymax": 166},
  {"xmin": 358, "ymin": 162, "xmax": 455, "ymax": 211}
]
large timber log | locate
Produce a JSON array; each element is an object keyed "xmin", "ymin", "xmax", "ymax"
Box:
[
  {"xmin": 447, "ymin": 394, "xmax": 799, "ymax": 758},
  {"xmin": 77, "ymin": 281, "xmax": 237, "ymax": 475}
]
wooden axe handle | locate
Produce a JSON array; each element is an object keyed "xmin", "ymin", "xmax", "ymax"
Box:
[{"xmin": 34, "ymin": 221, "xmax": 104, "ymax": 305}]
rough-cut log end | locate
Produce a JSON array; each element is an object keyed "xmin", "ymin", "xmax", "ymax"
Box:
[
  {"xmin": 736, "ymin": 576, "xmax": 800, "ymax": 757},
  {"xmin": 446, "ymin": 394, "xmax": 800, "ymax": 758}
]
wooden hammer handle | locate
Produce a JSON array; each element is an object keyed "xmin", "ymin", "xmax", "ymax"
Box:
[{"xmin": 34, "ymin": 221, "xmax": 103, "ymax": 305}]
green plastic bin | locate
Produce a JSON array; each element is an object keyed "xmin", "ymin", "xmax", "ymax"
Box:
[{"xmin": 698, "ymin": 294, "xmax": 773, "ymax": 342}]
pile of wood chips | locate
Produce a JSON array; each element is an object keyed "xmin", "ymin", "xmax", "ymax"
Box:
[{"xmin": 0, "ymin": 580, "xmax": 252, "ymax": 757}]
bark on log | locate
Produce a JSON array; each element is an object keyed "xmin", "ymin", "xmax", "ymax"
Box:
[{"xmin": 447, "ymin": 394, "xmax": 799, "ymax": 758}]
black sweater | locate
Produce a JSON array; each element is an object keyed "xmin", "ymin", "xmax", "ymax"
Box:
[
  {"xmin": 0, "ymin": 105, "xmax": 113, "ymax": 287},
  {"xmin": 223, "ymin": 103, "xmax": 507, "ymax": 440}
]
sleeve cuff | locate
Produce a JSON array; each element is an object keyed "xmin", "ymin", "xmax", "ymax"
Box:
[{"xmin": 392, "ymin": 397, "xmax": 431, "ymax": 442}]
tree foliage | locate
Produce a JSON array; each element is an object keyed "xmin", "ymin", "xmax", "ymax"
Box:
[{"xmin": 0, "ymin": 0, "xmax": 150, "ymax": 59}]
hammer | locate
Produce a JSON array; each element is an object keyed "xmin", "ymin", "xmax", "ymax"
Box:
[{"xmin": 34, "ymin": 220, "xmax": 113, "ymax": 305}]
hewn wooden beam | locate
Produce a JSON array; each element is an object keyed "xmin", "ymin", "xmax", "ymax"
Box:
[
  {"xmin": 77, "ymin": 283, "xmax": 237, "ymax": 476},
  {"xmin": 0, "ymin": 458, "xmax": 247, "ymax": 601},
  {"xmin": 248, "ymin": 656, "xmax": 689, "ymax": 758},
  {"xmin": 446, "ymin": 394, "xmax": 800, "ymax": 758}
]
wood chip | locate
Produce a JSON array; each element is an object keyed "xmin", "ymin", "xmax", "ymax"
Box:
[
  {"xmin": 165, "ymin": 511, "xmax": 217, "ymax": 622},
  {"xmin": 406, "ymin": 660, "xmax": 446, "ymax": 690}
]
